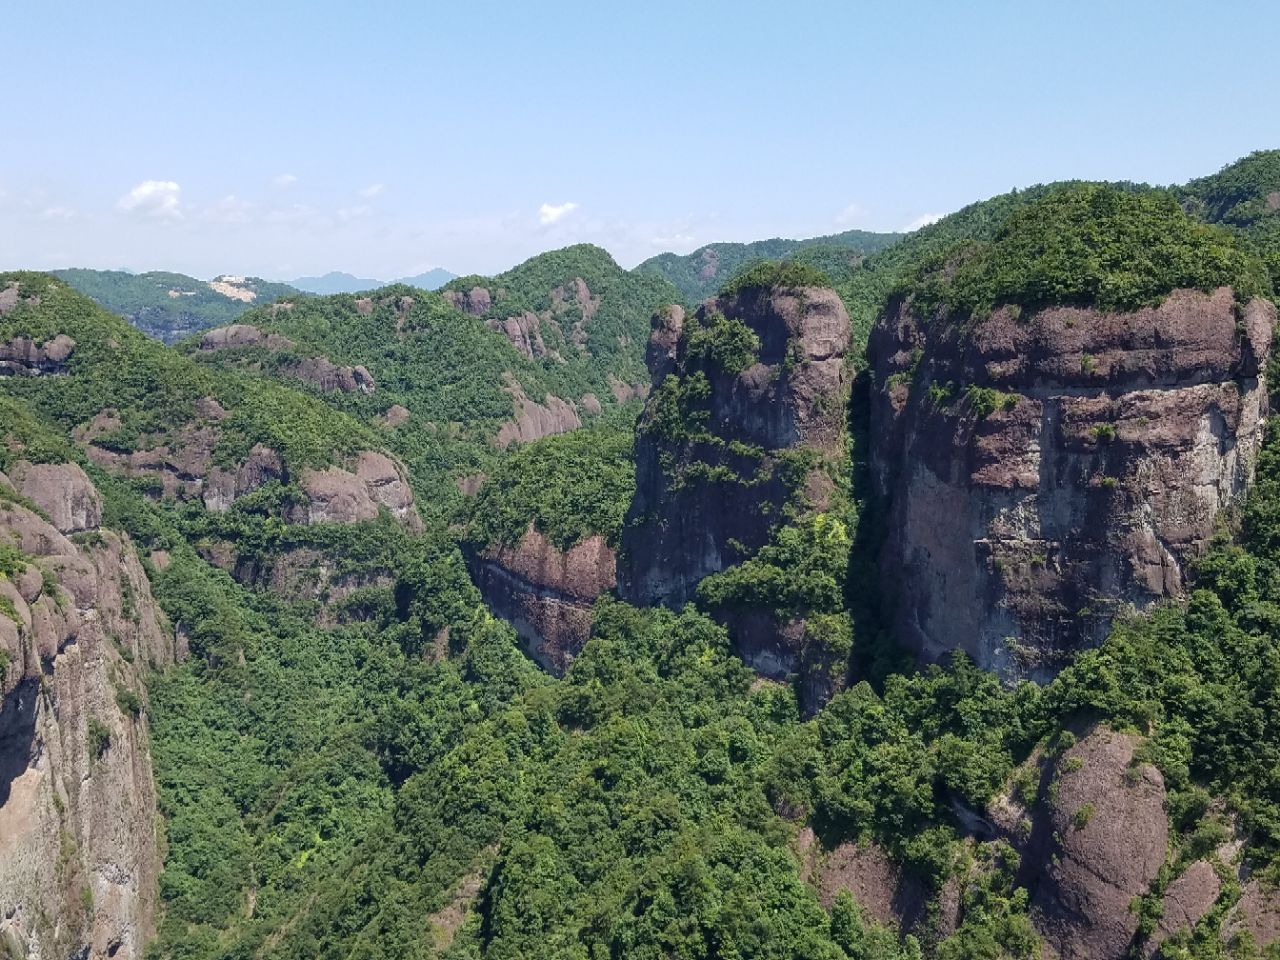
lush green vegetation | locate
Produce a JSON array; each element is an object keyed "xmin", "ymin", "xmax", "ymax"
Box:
[
  {"xmin": 1179, "ymin": 150, "xmax": 1280, "ymax": 289},
  {"xmin": 685, "ymin": 310, "xmax": 763, "ymax": 374},
  {"xmin": 190, "ymin": 245, "xmax": 680, "ymax": 522},
  {"xmin": 0, "ymin": 273, "xmax": 372, "ymax": 476},
  {"xmin": 720, "ymin": 260, "xmax": 833, "ymax": 298},
  {"xmin": 636, "ymin": 230, "xmax": 902, "ymax": 303},
  {"xmin": 53, "ymin": 268, "xmax": 299, "ymax": 344},
  {"xmin": 468, "ymin": 412, "xmax": 638, "ymax": 550},
  {"xmin": 901, "ymin": 185, "xmax": 1271, "ymax": 321},
  {"xmin": 7, "ymin": 153, "xmax": 1280, "ymax": 960},
  {"xmin": 442, "ymin": 243, "xmax": 680, "ymax": 390}
]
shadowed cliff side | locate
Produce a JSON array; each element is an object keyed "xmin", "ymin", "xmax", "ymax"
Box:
[
  {"xmin": 0, "ymin": 458, "xmax": 181, "ymax": 960},
  {"xmin": 868, "ymin": 185, "xmax": 1277, "ymax": 679},
  {"xmin": 618, "ymin": 266, "xmax": 855, "ymax": 710}
]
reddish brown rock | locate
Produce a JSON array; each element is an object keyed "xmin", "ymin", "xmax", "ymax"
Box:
[
  {"xmin": 467, "ymin": 527, "xmax": 616, "ymax": 673},
  {"xmin": 444, "ymin": 285, "xmax": 493, "ymax": 316},
  {"xmin": 0, "ymin": 464, "xmax": 180, "ymax": 960},
  {"xmin": 290, "ymin": 452, "xmax": 420, "ymax": 529},
  {"xmin": 870, "ymin": 289, "xmax": 1276, "ymax": 678},
  {"xmin": 8, "ymin": 461, "xmax": 102, "ymax": 533},
  {"xmin": 198, "ymin": 323, "xmax": 293, "ymax": 351},
  {"xmin": 455, "ymin": 473, "xmax": 485, "ymax": 497},
  {"xmin": 283, "ymin": 356, "xmax": 376, "ymax": 394},
  {"xmin": 379, "ymin": 403, "xmax": 411, "ymax": 427},
  {"xmin": 1024, "ymin": 726, "xmax": 1168, "ymax": 960},
  {"xmin": 816, "ymin": 839, "xmax": 932, "ymax": 934},
  {"xmin": 620, "ymin": 285, "xmax": 851, "ymax": 607},
  {"xmin": 203, "ymin": 443, "xmax": 285, "ymax": 512},
  {"xmin": 487, "ymin": 311, "xmax": 549, "ymax": 360},
  {"xmin": 495, "ymin": 379, "xmax": 582, "ymax": 448},
  {"xmin": 1143, "ymin": 859, "xmax": 1221, "ymax": 957},
  {"xmin": 0, "ymin": 281, "xmax": 18, "ymax": 314},
  {"xmin": 1223, "ymin": 880, "xmax": 1280, "ymax": 952},
  {"xmin": 0, "ymin": 333, "xmax": 75, "ymax": 376}
]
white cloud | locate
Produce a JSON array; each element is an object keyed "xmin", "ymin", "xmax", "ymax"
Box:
[
  {"xmin": 118, "ymin": 180, "xmax": 183, "ymax": 220},
  {"xmin": 903, "ymin": 212, "xmax": 942, "ymax": 231},
  {"xmin": 337, "ymin": 204, "xmax": 372, "ymax": 223},
  {"xmin": 40, "ymin": 206, "xmax": 77, "ymax": 222},
  {"xmin": 539, "ymin": 201, "xmax": 578, "ymax": 226},
  {"xmin": 203, "ymin": 195, "xmax": 255, "ymax": 224},
  {"xmin": 358, "ymin": 183, "xmax": 385, "ymax": 199},
  {"xmin": 272, "ymin": 173, "xmax": 298, "ymax": 188},
  {"xmin": 649, "ymin": 232, "xmax": 696, "ymax": 250},
  {"xmin": 834, "ymin": 202, "xmax": 867, "ymax": 227}
]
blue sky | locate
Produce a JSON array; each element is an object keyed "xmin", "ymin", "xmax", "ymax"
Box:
[{"xmin": 2, "ymin": 0, "xmax": 1276, "ymax": 279}]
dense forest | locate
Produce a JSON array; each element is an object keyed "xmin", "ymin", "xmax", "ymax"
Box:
[
  {"xmin": 53, "ymin": 269, "xmax": 301, "ymax": 343},
  {"xmin": 2, "ymin": 149, "xmax": 1280, "ymax": 960}
]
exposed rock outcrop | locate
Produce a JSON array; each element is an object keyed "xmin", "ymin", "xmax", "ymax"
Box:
[
  {"xmin": 199, "ymin": 325, "xmax": 374, "ymax": 393},
  {"xmin": 466, "ymin": 527, "xmax": 616, "ymax": 672},
  {"xmin": 0, "ymin": 333, "xmax": 76, "ymax": 377},
  {"xmin": 870, "ymin": 287, "xmax": 1276, "ymax": 679},
  {"xmin": 488, "ymin": 311, "xmax": 549, "ymax": 360},
  {"xmin": 618, "ymin": 286, "xmax": 851, "ymax": 703},
  {"xmin": 1143, "ymin": 859, "xmax": 1221, "ymax": 957},
  {"xmin": 444, "ymin": 285, "xmax": 493, "ymax": 317},
  {"xmin": 282, "ymin": 356, "xmax": 376, "ymax": 394},
  {"xmin": 495, "ymin": 379, "xmax": 582, "ymax": 448},
  {"xmin": 0, "ymin": 466, "xmax": 180, "ymax": 960},
  {"xmin": 621, "ymin": 286, "xmax": 850, "ymax": 606},
  {"xmin": 202, "ymin": 443, "xmax": 285, "ymax": 513},
  {"xmin": 1223, "ymin": 879, "xmax": 1280, "ymax": 952},
  {"xmin": 1020, "ymin": 726, "xmax": 1168, "ymax": 960},
  {"xmin": 289, "ymin": 452, "xmax": 421, "ymax": 530},
  {"xmin": 198, "ymin": 323, "xmax": 294, "ymax": 352},
  {"xmin": 815, "ymin": 839, "xmax": 931, "ymax": 932},
  {"xmin": 195, "ymin": 323, "xmax": 291, "ymax": 353},
  {"xmin": 7, "ymin": 461, "xmax": 103, "ymax": 533}
]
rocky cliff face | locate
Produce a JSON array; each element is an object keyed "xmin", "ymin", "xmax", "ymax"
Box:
[
  {"xmin": 870, "ymin": 287, "xmax": 1276, "ymax": 679},
  {"xmin": 0, "ymin": 462, "xmax": 180, "ymax": 960},
  {"xmin": 619, "ymin": 287, "xmax": 851, "ymax": 697},
  {"xmin": 466, "ymin": 527, "xmax": 616, "ymax": 672}
]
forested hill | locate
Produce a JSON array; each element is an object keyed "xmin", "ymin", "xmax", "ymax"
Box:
[
  {"xmin": 634, "ymin": 228, "xmax": 902, "ymax": 302},
  {"xmin": 288, "ymin": 267, "xmax": 457, "ymax": 295},
  {"xmin": 3, "ymin": 150, "xmax": 1280, "ymax": 960},
  {"xmin": 53, "ymin": 268, "xmax": 300, "ymax": 344},
  {"xmin": 183, "ymin": 243, "xmax": 680, "ymax": 520}
]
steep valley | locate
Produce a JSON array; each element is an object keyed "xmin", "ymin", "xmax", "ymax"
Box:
[{"xmin": 3, "ymin": 150, "xmax": 1280, "ymax": 960}]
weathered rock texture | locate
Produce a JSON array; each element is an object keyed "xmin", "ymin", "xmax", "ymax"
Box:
[
  {"xmin": 467, "ymin": 527, "xmax": 616, "ymax": 673},
  {"xmin": 0, "ymin": 465, "xmax": 180, "ymax": 960},
  {"xmin": 619, "ymin": 288, "xmax": 851, "ymax": 705},
  {"xmin": 0, "ymin": 333, "xmax": 76, "ymax": 377},
  {"xmin": 870, "ymin": 287, "xmax": 1276, "ymax": 679},
  {"xmin": 199, "ymin": 325, "xmax": 375, "ymax": 394},
  {"xmin": 1020, "ymin": 726, "xmax": 1168, "ymax": 960},
  {"xmin": 289, "ymin": 452, "xmax": 421, "ymax": 529},
  {"xmin": 494, "ymin": 379, "xmax": 582, "ymax": 448}
]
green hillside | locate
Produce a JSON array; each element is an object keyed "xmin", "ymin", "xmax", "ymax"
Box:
[
  {"xmin": 635, "ymin": 229, "xmax": 902, "ymax": 302},
  {"xmin": 53, "ymin": 268, "xmax": 301, "ymax": 344},
  {"xmin": 185, "ymin": 244, "xmax": 679, "ymax": 520},
  {"xmin": 5, "ymin": 152, "xmax": 1280, "ymax": 960}
]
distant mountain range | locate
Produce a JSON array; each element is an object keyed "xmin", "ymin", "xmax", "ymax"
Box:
[
  {"xmin": 51, "ymin": 269, "xmax": 301, "ymax": 344},
  {"xmin": 287, "ymin": 267, "xmax": 457, "ymax": 295},
  {"xmin": 633, "ymin": 227, "xmax": 903, "ymax": 301}
]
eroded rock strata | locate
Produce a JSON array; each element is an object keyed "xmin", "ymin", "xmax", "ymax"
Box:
[
  {"xmin": 466, "ymin": 527, "xmax": 616, "ymax": 673},
  {"xmin": 619, "ymin": 287, "xmax": 851, "ymax": 695},
  {"xmin": 0, "ymin": 463, "xmax": 180, "ymax": 960},
  {"xmin": 870, "ymin": 287, "xmax": 1276, "ymax": 679}
]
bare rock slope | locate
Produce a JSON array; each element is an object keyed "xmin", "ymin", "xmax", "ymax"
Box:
[
  {"xmin": 0, "ymin": 462, "xmax": 180, "ymax": 960},
  {"xmin": 870, "ymin": 287, "xmax": 1276, "ymax": 678}
]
